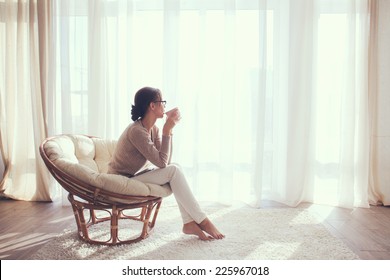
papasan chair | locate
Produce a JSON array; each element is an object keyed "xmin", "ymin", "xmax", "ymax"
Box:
[{"xmin": 39, "ymin": 134, "xmax": 172, "ymax": 245}]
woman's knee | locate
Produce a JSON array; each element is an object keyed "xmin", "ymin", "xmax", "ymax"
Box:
[
  {"xmin": 166, "ymin": 164, "xmax": 183, "ymax": 177},
  {"xmin": 170, "ymin": 163, "xmax": 182, "ymax": 169}
]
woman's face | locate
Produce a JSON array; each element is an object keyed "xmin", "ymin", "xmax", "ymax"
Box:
[{"xmin": 151, "ymin": 93, "xmax": 166, "ymax": 118}]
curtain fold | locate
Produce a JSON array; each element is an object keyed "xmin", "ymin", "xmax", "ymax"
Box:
[
  {"xmin": 0, "ymin": 0, "xmax": 55, "ymax": 201},
  {"xmin": 283, "ymin": 0, "xmax": 316, "ymax": 206},
  {"xmin": 368, "ymin": 0, "xmax": 390, "ymax": 206}
]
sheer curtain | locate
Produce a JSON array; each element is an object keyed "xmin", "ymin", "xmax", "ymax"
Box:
[
  {"xmin": 0, "ymin": 0, "xmax": 56, "ymax": 201},
  {"xmin": 49, "ymin": 0, "xmax": 372, "ymax": 208}
]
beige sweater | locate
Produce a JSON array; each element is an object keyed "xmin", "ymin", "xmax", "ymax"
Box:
[{"xmin": 108, "ymin": 120, "xmax": 172, "ymax": 177}]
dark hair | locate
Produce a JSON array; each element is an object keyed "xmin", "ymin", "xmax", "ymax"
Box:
[{"xmin": 131, "ymin": 87, "xmax": 161, "ymax": 121}]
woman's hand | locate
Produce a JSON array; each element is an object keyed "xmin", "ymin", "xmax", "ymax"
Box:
[
  {"xmin": 163, "ymin": 116, "xmax": 177, "ymax": 136},
  {"xmin": 163, "ymin": 108, "xmax": 181, "ymax": 136}
]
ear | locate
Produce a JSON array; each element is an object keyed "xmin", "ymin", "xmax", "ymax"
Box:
[{"xmin": 149, "ymin": 102, "xmax": 156, "ymax": 111}]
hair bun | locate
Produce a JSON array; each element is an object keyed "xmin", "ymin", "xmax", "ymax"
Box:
[{"xmin": 131, "ymin": 105, "xmax": 141, "ymax": 121}]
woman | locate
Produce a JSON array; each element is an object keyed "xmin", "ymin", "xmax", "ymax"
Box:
[{"xmin": 108, "ymin": 87, "xmax": 224, "ymax": 240}]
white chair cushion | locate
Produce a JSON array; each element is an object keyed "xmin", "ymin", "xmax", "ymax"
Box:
[{"xmin": 43, "ymin": 135, "xmax": 172, "ymax": 198}]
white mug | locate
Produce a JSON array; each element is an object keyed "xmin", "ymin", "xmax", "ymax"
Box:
[{"xmin": 165, "ymin": 107, "xmax": 181, "ymax": 122}]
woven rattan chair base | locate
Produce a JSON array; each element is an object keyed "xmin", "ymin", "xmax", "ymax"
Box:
[{"xmin": 69, "ymin": 194, "xmax": 162, "ymax": 245}]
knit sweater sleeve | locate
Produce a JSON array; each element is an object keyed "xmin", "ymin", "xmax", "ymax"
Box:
[{"xmin": 128, "ymin": 125, "xmax": 171, "ymax": 168}]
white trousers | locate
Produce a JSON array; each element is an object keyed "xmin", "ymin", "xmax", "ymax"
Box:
[{"xmin": 133, "ymin": 164, "xmax": 207, "ymax": 224}]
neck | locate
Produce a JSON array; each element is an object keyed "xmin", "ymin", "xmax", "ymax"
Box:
[{"xmin": 140, "ymin": 114, "xmax": 156, "ymax": 131}]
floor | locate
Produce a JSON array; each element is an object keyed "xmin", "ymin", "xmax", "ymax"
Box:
[{"xmin": 1, "ymin": 198, "xmax": 390, "ymax": 260}]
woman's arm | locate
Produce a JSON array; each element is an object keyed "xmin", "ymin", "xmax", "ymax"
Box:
[
  {"xmin": 152, "ymin": 126, "xmax": 173, "ymax": 164},
  {"xmin": 128, "ymin": 126, "xmax": 171, "ymax": 168}
]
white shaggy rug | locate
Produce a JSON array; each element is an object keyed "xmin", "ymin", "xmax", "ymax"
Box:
[{"xmin": 29, "ymin": 204, "xmax": 359, "ymax": 260}]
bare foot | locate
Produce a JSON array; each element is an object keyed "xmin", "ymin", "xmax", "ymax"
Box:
[
  {"xmin": 183, "ymin": 221, "xmax": 213, "ymax": 241},
  {"xmin": 199, "ymin": 218, "xmax": 225, "ymax": 239}
]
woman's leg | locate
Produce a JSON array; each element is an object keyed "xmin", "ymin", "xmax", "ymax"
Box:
[
  {"xmin": 134, "ymin": 164, "xmax": 224, "ymax": 239},
  {"xmin": 134, "ymin": 164, "xmax": 206, "ymax": 224}
]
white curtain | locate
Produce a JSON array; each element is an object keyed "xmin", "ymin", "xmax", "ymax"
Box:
[
  {"xmin": 49, "ymin": 0, "xmax": 372, "ymax": 208},
  {"xmin": 0, "ymin": 0, "xmax": 56, "ymax": 201}
]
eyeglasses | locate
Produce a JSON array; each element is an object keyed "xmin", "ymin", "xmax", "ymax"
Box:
[{"xmin": 153, "ymin": 100, "xmax": 167, "ymax": 106}]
